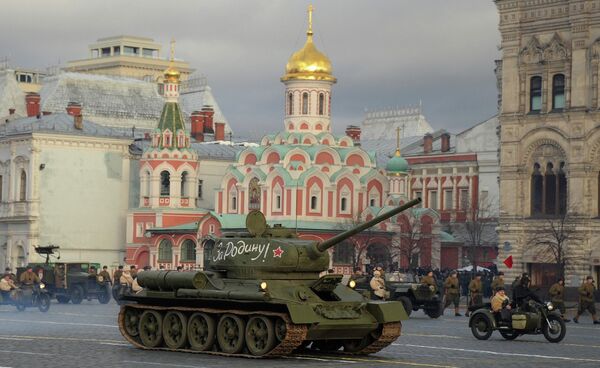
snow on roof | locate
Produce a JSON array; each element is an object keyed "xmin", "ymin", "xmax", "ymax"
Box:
[{"xmin": 0, "ymin": 69, "xmax": 26, "ymax": 118}]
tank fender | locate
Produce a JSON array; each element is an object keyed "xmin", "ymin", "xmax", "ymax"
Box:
[
  {"xmin": 286, "ymin": 303, "xmax": 321, "ymax": 324},
  {"xmin": 366, "ymin": 300, "xmax": 408, "ymax": 322},
  {"xmin": 468, "ymin": 308, "xmax": 497, "ymax": 329}
]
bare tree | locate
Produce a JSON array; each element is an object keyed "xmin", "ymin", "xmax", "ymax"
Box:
[
  {"xmin": 390, "ymin": 208, "xmax": 430, "ymax": 272},
  {"xmin": 333, "ymin": 214, "xmax": 382, "ymax": 271},
  {"xmin": 461, "ymin": 195, "xmax": 498, "ymax": 269},
  {"xmin": 526, "ymin": 209, "xmax": 577, "ymax": 280}
]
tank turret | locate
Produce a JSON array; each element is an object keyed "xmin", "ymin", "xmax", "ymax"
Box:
[{"xmin": 119, "ymin": 198, "xmax": 422, "ymax": 358}]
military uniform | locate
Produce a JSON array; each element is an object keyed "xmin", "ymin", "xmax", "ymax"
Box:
[
  {"xmin": 99, "ymin": 270, "xmax": 112, "ymax": 284},
  {"xmin": 444, "ymin": 276, "xmax": 460, "ymax": 309},
  {"xmin": 548, "ymin": 282, "xmax": 567, "ymax": 316},
  {"xmin": 19, "ymin": 271, "xmax": 40, "ymax": 286},
  {"xmin": 421, "ymin": 275, "xmax": 437, "ymax": 292},
  {"xmin": 468, "ymin": 278, "xmax": 483, "ymax": 313},
  {"xmin": 577, "ymin": 282, "xmax": 597, "ymax": 316},
  {"xmin": 491, "ymin": 276, "xmax": 504, "ymax": 292}
]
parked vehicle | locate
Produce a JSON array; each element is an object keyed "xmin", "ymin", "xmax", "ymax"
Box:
[{"xmin": 469, "ymin": 299, "xmax": 566, "ymax": 343}]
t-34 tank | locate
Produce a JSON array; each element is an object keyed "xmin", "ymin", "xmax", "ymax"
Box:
[{"xmin": 118, "ymin": 198, "xmax": 421, "ymax": 358}]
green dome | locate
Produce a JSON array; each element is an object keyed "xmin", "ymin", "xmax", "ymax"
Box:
[{"xmin": 386, "ymin": 150, "xmax": 409, "ymax": 173}]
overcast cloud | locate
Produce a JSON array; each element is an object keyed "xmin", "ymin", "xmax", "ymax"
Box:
[{"xmin": 0, "ymin": 0, "xmax": 500, "ymax": 139}]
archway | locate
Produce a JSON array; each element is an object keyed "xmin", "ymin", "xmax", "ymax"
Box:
[
  {"xmin": 135, "ymin": 247, "xmax": 150, "ymax": 268},
  {"xmin": 367, "ymin": 243, "xmax": 391, "ymax": 272}
]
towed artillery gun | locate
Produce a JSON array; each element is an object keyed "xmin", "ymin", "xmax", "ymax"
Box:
[{"xmin": 118, "ymin": 198, "xmax": 421, "ymax": 357}]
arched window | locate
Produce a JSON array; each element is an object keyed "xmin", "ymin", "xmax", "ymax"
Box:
[
  {"xmin": 229, "ymin": 186, "xmax": 238, "ymax": 212},
  {"xmin": 333, "ymin": 241, "xmax": 355, "ymax": 264},
  {"xmin": 302, "ymin": 92, "xmax": 309, "ymax": 115},
  {"xmin": 341, "ymin": 197, "xmax": 347, "ymax": 212},
  {"xmin": 181, "ymin": 172, "xmax": 188, "ymax": 197},
  {"xmin": 288, "ymin": 93, "xmax": 293, "ymax": 115},
  {"xmin": 531, "ymin": 161, "xmax": 567, "ymax": 217},
  {"xmin": 318, "ymin": 93, "xmax": 324, "ymax": 115},
  {"xmin": 158, "ymin": 239, "xmax": 173, "ymax": 262},
  {"xmin": 248, "ymin": 178, "xmax": 260, "ymax": 210},
  {"xmin": 310, "ymin": 196, "xmax": 318, "ymax": 210},
  {"xmin": 530, "ymin": 76, "xmax": 542, "ymax": 112},
  {"xmin": 180, "ymin": 239, "xmax": 196, "ymax": 262},
  {"xmin": 19, "ymin": 170, "xmax": 26, "ymax": 201},
  {"xmin": 160, "ymin": 171, "xmax": 170, "ymax": 196},
  {"xmin": 552, "ymin": 74, "xmax": 565, "ymax": 110}
]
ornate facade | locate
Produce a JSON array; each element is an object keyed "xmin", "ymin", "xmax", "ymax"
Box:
[{"xmin": 496, "ymin": 0, "xmax": 600, "ymax": 286}]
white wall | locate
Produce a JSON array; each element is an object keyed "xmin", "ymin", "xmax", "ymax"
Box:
[{"xmin": 196, "ymin": 158, "xmax": 233, "ymax": 210}]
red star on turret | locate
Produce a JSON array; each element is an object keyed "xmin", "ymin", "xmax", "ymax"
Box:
[{"xmin": 273, "ymin": 246, "xmax": 284, "ymax": 258}]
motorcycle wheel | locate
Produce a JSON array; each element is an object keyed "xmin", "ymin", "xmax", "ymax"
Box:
[
  {"xmin": 97, "ymin": 288, "xmax": 111, "ymax": 304},
  {"xmin": 37, "ymin": 294, "xmax": 51, "ymax": 313},
  {"xmin": 499, "ymin": 330, "xmax": 519, "ymax": 340},
  {"xmin": 470, "ymin": 314, "xmax": 493, "ymax": 340},
  {"xmin": 543, "ymin": 314, "xmax": 566, "ymax": 343}
]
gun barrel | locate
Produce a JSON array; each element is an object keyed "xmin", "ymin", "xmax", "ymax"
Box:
[{"xmin": 316, "ymin": 197, "xmax": 422, "ymax": 252}]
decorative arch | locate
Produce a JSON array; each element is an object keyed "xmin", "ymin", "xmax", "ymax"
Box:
[
  {"xmin": 266, "ymin": 152, "xmax": 280, "ymax": 164},
  {"xmin": 243, "ymin": 153, "xmax": 257, "ymax": 165},
  {"xmin": 300, "ymin": 122, "xmax": 309, "ymax": 130},
  {"xmin": 522, "ymin": 135, "xmax": 568, "ymax": 166},
  {"xmin": 346, "ymin": 153, "xmax": 366, "ymax": 167}
]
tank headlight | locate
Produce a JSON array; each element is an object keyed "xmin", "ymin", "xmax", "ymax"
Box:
[
  {"xmin": 260, "ymin": 282, "xmax": 268, "ymax": 291},
  {"xmin": 39, "ymin": 283, "xmax": 45, "ymax": 289},
  {"xmin": 349, "ymin": 280, "xmax": 356, "ymax": 288}
]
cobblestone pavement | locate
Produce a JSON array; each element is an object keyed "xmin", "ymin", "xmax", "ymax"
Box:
[{"xmin": 0, "ymin": 301, "xmax": 598, "ymax": 368}]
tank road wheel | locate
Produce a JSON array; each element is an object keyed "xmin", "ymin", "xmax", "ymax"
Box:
[
  {"xmin": 139, "ymin": 310, "xmax": 163, "ymax": 348},
  {"xmin": 217, "ymin": 314, "xmax": 246, "ymax": 354},
  {"xmin": 274, "ymin": 318, "xmax": 287, "ymax": 342},
  {"xmin": 245, "ymin": 316, "xmax": 276, "ymax": 356},
  {"xmin": 163, "ymin": 311, "xmax": 188, "ymax": 349},
  {"xmin": 56, "ymin": 295, "xmax": 70, "ymax": 304},
  {"xmin": 123, "ymin": 307, "xmax": 141, "ymax": 337},
  {"xmin": 188, "ymin": 313, "xmax": 216, "ymax": 351},
  {"xmin": 70, "ymin": 285, "xmax": 84, "ymax": 304}
]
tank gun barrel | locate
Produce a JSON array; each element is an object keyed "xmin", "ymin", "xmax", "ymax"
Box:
[{"xmin": 316, "ymin": 198, "xmax": 422, "ymax": 252}]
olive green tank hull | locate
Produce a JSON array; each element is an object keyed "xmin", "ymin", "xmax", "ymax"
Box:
[{"xmin": 118, "ymin": 303, "xmax": 401, "ymax": 358}]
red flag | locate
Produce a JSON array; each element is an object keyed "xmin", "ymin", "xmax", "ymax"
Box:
[{"xmin": 503, "ymin": 255, "xmax": 513, "ymax": 269}]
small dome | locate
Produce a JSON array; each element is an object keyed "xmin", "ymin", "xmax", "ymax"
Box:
[
  {"xmin": 163, "ymin": 66, "xmax": 180, "ymax": 83},
  {"xmin": 282, "ymin": 33, "xmax": 336, "ymax": 82},
  {"xmin": 386, "ymin": 150, "xmax": 409, "ymax": 173}
]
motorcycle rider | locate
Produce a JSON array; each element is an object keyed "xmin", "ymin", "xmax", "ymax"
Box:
[
  {"xmin": 512, "ymin": 273, "xmax": 542, "ymax": 310},
  {"xmin": 370, "ymin": 270, "xmax": 388, "ymax": 300},
  {"xmin": 19, "ymin": 266, "xmax": 40, "ymax": 287},
  {"xmin": 421, "ymin": 271, "xmax": 437, "ymax": 292},
  {"xmin": 573, "ymin": 276, "xmax": 599, "ymax": 324},
  {"xmin": 0, "ymin": 273, "xmax": 17, "ymax": 301},
  {"xmin": 491, "ymin": 286, "xmax": 512, "ymax": 324},
  {"xmin": 548, "ymin": 278, "xmax": 570, "ymax": 322}
]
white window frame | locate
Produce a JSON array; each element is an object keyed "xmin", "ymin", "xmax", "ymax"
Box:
[
  {"xmin": 229, "ymin": 187, "xmax": 238, "ymax": 212},
  {"xmin": 444, "ymin": 189, "xmax": 453, "ymax": 210},
  {"xmin": 272, "ymin": 184, "xmax": 283, "ymax": 212},
  {"xmin": 429, "ymin": 190, "xmax": 438, "ymax": 210},
  {"xmin": 339, "ymin": 186, "xmax": 351, "ymax": 214},
  {"xmin": 309, "ymin": 185, "xmax": 321, "ymax": 213}
]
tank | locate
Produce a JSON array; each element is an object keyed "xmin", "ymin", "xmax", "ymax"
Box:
[{"xmin": 118, "ymin": 198, "xmax": 421, "ymax": 358}]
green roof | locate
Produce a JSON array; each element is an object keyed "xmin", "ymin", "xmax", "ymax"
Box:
[
  {"xmin": 440, "ymin": 231, "xmax": 460, "ymax": 243},
  {"xmin": 147, "ymin": 221, "xmax": 199, "ymax": 234},
  {"xmin": 157, "ymin": 102, "xmax": 187, "ymax": 149},
  {"xmin": 386, "ymin": 150, "xmax": 409, "ymax": 173}
]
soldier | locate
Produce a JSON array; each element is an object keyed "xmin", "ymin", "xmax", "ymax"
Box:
[
  {"xmin": 0, "ymin": 273, "xmax": 17, "ymax": 301},
  {"xmin": 113, "ymin": 265, "xmax": 124, "ymax": 284},
  {"xmin": 370, "ymin": 270, "xmax": 388, "ymax": 300},
  {"xmin": 421, "ymin": 270, "xmax": 437, "ymax": 292},
  {"xmin": 19, "ymin": 266, "xmax": 40, "ymax": 287},
  {"xmin": 99, "ymin": 266, "xmax": 112, "ymax": 284},
  {"xmin": 88, "ymin": 265, "xmax": 97, "ymax": 275},
  {"xmin": 129, "ymin": 265, "xmax": 138, "ymax": 279},
  {"xmin": 466, "ymin": 273, "xmax": 483, "ymax": 317},
  {"xmin": 120, "ymin": 269, "xmax": 134, "ymax": 287},
  {"xmin": 573, "ymin": 276, "xmax": 600, "ymax": 324},
  {"xmin": 491, "ymin": 286, "xmax": 512, "ymax": 323},
  {"xmin": 444, "ymin": 271, "xmax": 461, "ymax": 316},
  {"xmin": 4, "ymin": 267, "xmax": 16, "ymax": 282},
  {"xmin": 548, "ymin": 278, "xmax": 569, "ymax": 322},
  {"xmin": 491, "ymin": 272, "xmax": 505, "ymax": 292}
]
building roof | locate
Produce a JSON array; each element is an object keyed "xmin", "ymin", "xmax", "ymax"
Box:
[
  {"xmin": 0, "ymin": 112, "xmax": 135, "ymax": 140},
  {"xmin": 361, "ymin": 135, "xmax": 421, "ymax": 168},
  {"xmin": 146, "ymin": 221, "xmax": 199, "ymax": 234},
  {"xmin": 0, "ymin": 69, "xmax": 26, "ymax": 118}
]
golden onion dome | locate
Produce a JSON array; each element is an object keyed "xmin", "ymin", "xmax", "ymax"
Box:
[
  {"xmin": 281, "ymin": 6, "xmax": 336, "ymax": 83},
  {"xmin": 164, "ymin": 66, "xmax": 180, "ymax": 83}
]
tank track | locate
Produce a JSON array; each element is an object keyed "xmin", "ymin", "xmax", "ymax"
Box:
[
  {"xmin": 119, "ymin": 304, "xmax": 400, "ymax": 358},
  {"xmin": 118, "ymin": 304, "xmax": 308, "ymax": 358}
]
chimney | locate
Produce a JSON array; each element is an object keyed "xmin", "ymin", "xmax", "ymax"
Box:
[
  {"xmin": 25, "ymin": 92, "xmax": 41, "ymax": 117},
  {"xmin": 441, "ymin": 133, "xmax": 450, "ymax": 153},
  {"xmin": 8, "ymin": 108, "xmax": 15, "ymax": 115},
  {"xmin": 190, "ymin": 110, "xmax": 205, "ymax": 142},
  {"xmin": 66, "ymin": 102, "xmax": 82, "ymax": 116},
  {"xmin": 423, "ymin": 133, "xmax": 433, "ymax": 154},
  {"xmin": 74, "ymin": 114, "xmax": 83, "ymax": 130},
  {"xmin": 214, "ymin": 122, "xmax": 225, "ymax": 141},
  {"xmin": 202, "ymin": 105, "xmax": 214, "ymax": 133},
  {"xmin": 345, "ymin": 125, "xmax": 362, "ymax": 145}
]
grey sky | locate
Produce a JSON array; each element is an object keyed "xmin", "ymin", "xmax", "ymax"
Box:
[{"xmin": 1, "ymin": 0, "xmax": 500, "ymax": 139}]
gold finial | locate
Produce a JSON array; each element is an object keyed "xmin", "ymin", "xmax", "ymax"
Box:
[
  {"xmin": 307, "ymin": 4, "xmax": 314, "ymax": 36},
  {"xmin": 169, "ymin": 38, "xmax": 176, "ymax": 63},
  {"xmin": 395, "ymin": 126, "xmax": 402, "ymax": 156}
]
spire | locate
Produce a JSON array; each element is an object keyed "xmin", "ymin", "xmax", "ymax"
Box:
[
  {"xmin": 395, "ymin": 126, "xmax": 401, "ymax": 156},
  {"xmin": 307, "ymin": 4, "xmax": 314, "ymax": 36},
  {"xmin": 170, "ymin": 38, "xmax": 176, "ymax": 63}
]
